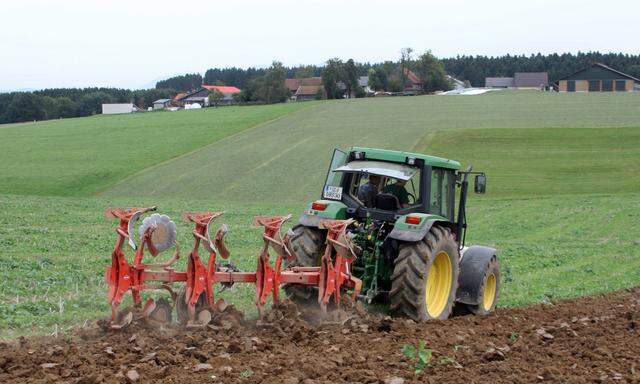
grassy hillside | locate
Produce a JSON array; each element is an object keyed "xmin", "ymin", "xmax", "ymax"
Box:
[
  {"xmin": 103, "ymin": 91, "xmax": 640, "ymax": 201},
  {"xmin": 0, "ymin": 102, "xmax": 314, "ymax": 197},
  {"xmin": 426, "ymin": 126, "xmax": 640, "ymax": 198}
]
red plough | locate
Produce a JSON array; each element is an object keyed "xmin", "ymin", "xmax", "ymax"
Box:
[{"xmin": 104, "ymin": 207, "xmax": 361, "ymax": 329}]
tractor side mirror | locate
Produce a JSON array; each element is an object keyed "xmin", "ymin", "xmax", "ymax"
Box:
[{"xmin": 474, "ymin": 174, "xmax": 486, "ymax": 194}]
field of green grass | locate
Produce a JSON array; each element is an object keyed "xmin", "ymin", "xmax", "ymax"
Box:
[
  {"xmin": 428, "ymin": 126, "xmax": 640, "ymax": 197},
  {"xmin": 1, "ymin": 91, "xmax": 639, "ymax": 339},
  {"xmin": 103, "ymin": 91, "xmax": 640, "ymax": 202},
  {"xmin": 0, "ymin": 102, "xmax": 314, "ymax": 196}
]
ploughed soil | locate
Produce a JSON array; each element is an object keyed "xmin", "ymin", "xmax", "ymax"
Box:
[{"xmin": 1, "ymin": 288, "xmax": 639, "ymax": 384}]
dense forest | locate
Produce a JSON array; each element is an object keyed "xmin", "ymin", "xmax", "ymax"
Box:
[
  {"xmin": 442, "ymin": 52, "xmax": 640, "ymax": 86},
  {"xmin": 2, "ymin": 51, "xmax": 640, "ymax": 125},
  {"xmin": 0, "ymin": 88, "xmax": 174, "ymax": 124},
  {"xmin": 157, "ymin": 51, "xmax": 640, "ymax": 91},
  {"xmin": 155, "ymin": 74, "xmax": 201, "ymax": 93}
]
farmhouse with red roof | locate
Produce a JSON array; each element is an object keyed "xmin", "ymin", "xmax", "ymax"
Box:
[{"xmin": 180, "ymin": 85, "xmax": 242, "ymax": 107}]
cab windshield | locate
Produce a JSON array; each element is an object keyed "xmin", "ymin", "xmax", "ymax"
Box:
[{"xmin": 338, "ymin": 161, "xmax": 421, "ymax": 211}]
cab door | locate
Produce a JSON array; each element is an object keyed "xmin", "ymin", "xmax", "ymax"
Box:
[{"xmin": 322, "ymin": 148, "xmax": 348, "ymax": 201}]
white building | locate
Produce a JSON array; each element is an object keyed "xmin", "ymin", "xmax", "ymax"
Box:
[
  {"xmin": 153, "ymin": 99, "xmax": 172, "ymax": 110},
  {"xmin": 102, "ymin": 103, "xmax": 135, "ymax": 115},
  {"xmin": 358, "ymin": 76, "xmax": 372, "ymax": 94}
]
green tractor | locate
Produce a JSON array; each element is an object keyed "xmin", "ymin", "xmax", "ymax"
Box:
[{"xmin": 287, "ymin": 147, "xmax": 499, "ymax": 321}]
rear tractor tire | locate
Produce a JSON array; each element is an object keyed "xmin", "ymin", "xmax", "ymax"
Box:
[
  {"xmin": 284, "ymin": 225, "xmax": 326, "ymax": 303},
  {"xmin": 390, "ymin": 226, "xmax": 459, "ymax": 321}
]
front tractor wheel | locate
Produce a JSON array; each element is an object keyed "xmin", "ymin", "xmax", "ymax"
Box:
[{"xmin": 390, "ymin": 226, "xmax": 459, "ymax": 321}]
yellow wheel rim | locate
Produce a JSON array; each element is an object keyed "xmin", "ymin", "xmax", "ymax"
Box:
[
  {"xmin": 482, "ymin": 273, "xmax": 497, "ymax": 311},
  {"xmin": 425, "ymin": 251, "xmax": 453, "ymax": 318}
]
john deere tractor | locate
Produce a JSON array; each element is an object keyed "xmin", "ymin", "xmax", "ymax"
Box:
[{"xmin": 287, "ymin": 147, "xmax": 499, "ymax": 321}]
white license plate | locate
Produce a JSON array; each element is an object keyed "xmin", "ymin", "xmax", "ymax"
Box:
[{"xmin": 323, "ymin": 186, "xmax": 343, "ymax": 200}]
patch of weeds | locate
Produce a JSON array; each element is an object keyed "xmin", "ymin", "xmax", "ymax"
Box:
[
  {"xmin": 502, "ymin": 265, "xmax": 513, "ymax": 283},
  {"xmin": 508, "ymin": 332, "xmax": 520, "ymax": 343},
  {"xmin": 401, "ymin": 340, "xmax": 432, "ymax": 375},
  {"xmin": 439, "ymin": 356, "xmax": 458, "ymax": 366},
  {"xmin": 541, "ymin": 292, "xmax": 555, "ymax": 305}
]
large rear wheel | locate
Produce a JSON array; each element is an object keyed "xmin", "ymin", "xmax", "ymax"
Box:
[
  {"xmin": 390, "ymin": 226, "xmax": 459, "ymax": 321},
  {"xmin": 284, "ymin": 225, "xmax": 326, "ymax": 303}
]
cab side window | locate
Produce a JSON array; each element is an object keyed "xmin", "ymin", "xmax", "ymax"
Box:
[
  {"xmin": 430, "ymin": 169, "xmax": 443, "ymax": 215},
  {"xmin": 430, "ymin": 168, "xmax": 454, "ymax": 218},
  {"xmin": 442, "ymin": 170, "xmax": 453, "ymax": 219}
]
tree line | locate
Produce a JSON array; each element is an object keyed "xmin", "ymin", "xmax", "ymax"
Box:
[
  {"xmin": 442, "ymin": 52, "xmax": 640, "ymax": 87},
  {"xmin": 156, "ymin": 67, "xmax": 326, "ymax": 92},
  {"xmin": 187, "ymin": 50, "xmax": 451, "ymax": 102},
  {"xmin": 0, "ymin": 88, "xmax": 175, "ymax": 124},
  {"xmin": 159, "ymin": 51, "xmax": 640, "ymax": 92}
]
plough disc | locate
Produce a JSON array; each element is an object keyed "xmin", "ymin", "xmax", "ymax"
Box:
[
  {"xmin": 138, "ymin": 214, "xmax": 177, "ymax": 255},
  {"xmin": 176, "ymin": 286, "xmax": 211, "ymax": 327},
  {"xmin": 143, "ymin": 298, "xmax": 173, "ymax": 325}
]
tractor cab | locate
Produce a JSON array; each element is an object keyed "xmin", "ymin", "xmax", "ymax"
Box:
[
  {"xmin": 300, "ymin": 146, "xmax": 488, "ymax": 251},
  {"xmin": 305, "ymin": 147, "xmax": 476, "ymax": 230}
]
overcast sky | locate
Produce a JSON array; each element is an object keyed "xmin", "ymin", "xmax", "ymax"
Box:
[{"xmin": 2, "ymin": 0, "xmax": 639, "ymax": 90}]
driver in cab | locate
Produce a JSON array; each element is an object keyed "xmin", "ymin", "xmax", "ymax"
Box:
[{"xmin": 384, "ymin": 178, "xmax": 410, "ymax": 208}]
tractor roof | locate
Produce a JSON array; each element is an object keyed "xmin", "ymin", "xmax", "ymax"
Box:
[
  {"xmin": 335, "ymin": 160, "xmax": 419, "ymax": 181},
  {"xmin": 350, "ymin": 146, "xmax": 461, "ymax": 170}
]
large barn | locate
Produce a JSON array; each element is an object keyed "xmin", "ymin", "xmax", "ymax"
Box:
[{"xmin": 557, "ymin": 63, "xmax": 639, "ymax": 92}]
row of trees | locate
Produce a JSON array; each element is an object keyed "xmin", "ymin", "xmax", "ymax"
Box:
[
  {"xmin": 157, "ymin": 66, "xmax": 326, "ymax": 92},
  {"xmin": 366, "ymin": 50, "xmax": 451, "ymax": 93},
  {"xmin": 322, "ymin": 59, "xmax": 361, "ymax": 98},
  {"xmin": 158, "ymin": 51, "xmax": 640, "ymax": 94},
  {"xmin": 442, "ymin": 52, "xmax": 640, "ymax": 87},
  {"xmin": 155, "ymin": 73, "xmax": 201, "ymax": 92},
  {"xmin": 0, "ymin": 88, "xmax": 175, "ymax": 124},
  {"xmin": 233, "ymin": 62, "xmax": 289, "ymax": 104},
  {"xmin": 164, "ymin": 50, "xmax": 452, "ymax": 99}
]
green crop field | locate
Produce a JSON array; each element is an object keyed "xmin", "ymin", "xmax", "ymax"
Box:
[{"xmin": 1, "ymin": 91, "xmax": 639, "ymax": 339}]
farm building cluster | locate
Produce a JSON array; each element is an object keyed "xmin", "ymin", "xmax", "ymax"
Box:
[
  {"xmin": 485, "ymin": 63, "xmax": 640, "ymax": 92},
  {"xmin": 101, "ymin": 62, "xmax": 640, "ymax": 114}
]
